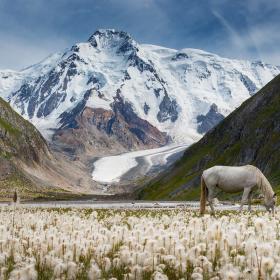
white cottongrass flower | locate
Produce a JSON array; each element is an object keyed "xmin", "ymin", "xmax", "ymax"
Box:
[
  {"xmin": 153, "ymin": 271, "xmax": 168, "ymax": 280},
  {"xmin": 191, "ymin": 272, "xmax": 203, "ymax": 280},
  {"xmin": 0, "ymin": 206, "xmax": 280, "ymax": 278}
]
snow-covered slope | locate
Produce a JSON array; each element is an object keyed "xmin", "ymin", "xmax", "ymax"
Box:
[{"xmin": 0, "ymin": 29, "xmax": 279, "ymax": 147}]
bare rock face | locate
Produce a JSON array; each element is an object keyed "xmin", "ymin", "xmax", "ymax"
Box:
[
  {"xmin": 52, "ymin": 94, "xmax": 169, "ymax": 157},
  {"xmin": 111, "ymin": 94, "xmax": 169, "ymax": 147},
  {"xmin": 197, "ymin": 103, "xmax": 224, "ymax": 134},
  {"xmin": 157, "ymin": 94, "xmax": 178, "ymax": 123},
  {"xmin": 0, "ymin": 158, "xmax": 15, "ymax": 180}
]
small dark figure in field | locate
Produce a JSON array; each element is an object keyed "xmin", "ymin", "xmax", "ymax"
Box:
[{"xmin": 13, "ymin": 190, "xmax": 18, "ymax": 204}]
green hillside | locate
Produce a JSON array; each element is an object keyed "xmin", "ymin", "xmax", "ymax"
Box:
[
  {"xmin": 0, "ymin": 97, "xmax": 56, "ymax": 199},
  {"xmin": 139, "ymin": 75, "xmax": 280, "ymax": 200}
]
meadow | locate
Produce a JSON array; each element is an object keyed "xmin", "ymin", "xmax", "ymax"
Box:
[{"xmin": 0, "ymin": 206, "xmax": 280, "ymax": 280}]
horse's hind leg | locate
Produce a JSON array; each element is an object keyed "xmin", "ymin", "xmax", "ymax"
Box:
[
  {"xmin": 207, "ymin": 187, "xmax": 216, "ymax": 215},
  {"xmin": 240, "ymin": 188, "xmax": 251, "ymax": 212}
]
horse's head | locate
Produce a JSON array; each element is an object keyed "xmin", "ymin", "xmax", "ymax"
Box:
[{"xmin": 264, "ymin": 193, "xmax": 277, "ymax": 212}]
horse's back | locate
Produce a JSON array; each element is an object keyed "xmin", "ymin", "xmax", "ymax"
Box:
[
  {"xmin": 202, "ymin": 165, "xmax": 259, "ymax": 192},
  {"xmin": 203, "ymin": 165, "xmax": 258, "ymax": 176}
]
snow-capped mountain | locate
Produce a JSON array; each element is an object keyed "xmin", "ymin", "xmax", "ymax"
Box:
[{"xmin": 0, "ymin": 29, "xmax": 279, "ymax": 154}]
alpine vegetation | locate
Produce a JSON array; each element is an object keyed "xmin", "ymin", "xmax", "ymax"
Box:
[{"xmin": 1, "ymin": 207, "xmax": 280, "ymax": 279}]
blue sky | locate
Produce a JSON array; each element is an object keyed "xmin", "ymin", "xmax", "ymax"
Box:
[{"xmin": 0, "ymin": 0, "xmax": 279, "ymax": 69}]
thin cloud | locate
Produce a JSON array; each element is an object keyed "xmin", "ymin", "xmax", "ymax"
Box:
[
  {"xmin": 247, "ymin": 23, "xmax": 280, "ymax": 65},
  {"xmin": 211, "ymin": 6, "xmax": 280, "ymax": 64},
  {"xmin": 211, "ymin": 10, "xmax": 256, "ymax": 58}
]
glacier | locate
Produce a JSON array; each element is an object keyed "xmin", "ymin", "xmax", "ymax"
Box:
[{"xmin": 92, "ymin": 143, "xmax": 190, "ymax": 184}]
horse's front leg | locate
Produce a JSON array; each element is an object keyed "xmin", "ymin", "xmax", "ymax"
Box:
[{"xmin": 240, "ymin": 188, "xmax": 251, "ymax": 212}]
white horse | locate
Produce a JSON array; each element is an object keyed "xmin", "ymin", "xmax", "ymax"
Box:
[{"xmin": 200, "ymin": 165, "xmax": 277, "ymax": 214}]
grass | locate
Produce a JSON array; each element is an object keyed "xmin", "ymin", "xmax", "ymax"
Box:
[
  {"xmin": 0, "ymin": 117, "xmax": 20, "ymax": 136},
  {"xmin": 76, "ymin": 252, "xmax": 93, "ymax": 279},
  {"xmin": 3, "ymin": 250, "xmax": 15, "ymax": 280},
  {"xmin": 0, "ymin": 172, "xmax": 85, "ymax": 202},
  {"xmin": 0, "ymin": 151, "xmax": 12, "ymax": 159},
  {"xmin": 35, "ymin": 257, "xmax": 54, "ymax": 280}
]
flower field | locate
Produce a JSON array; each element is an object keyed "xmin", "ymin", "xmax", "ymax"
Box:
[{"xmin": 0, "ymin": 206, "xmax": 280, "ymax": 279}]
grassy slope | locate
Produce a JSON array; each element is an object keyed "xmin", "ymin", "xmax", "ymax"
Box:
[
  {"xmin": 139, "ymin": 75, "xmax": 280, "ymax": 200},
  {"xmin": 0, "ymin": 98, "xmax": 67, "ymax": 199},
  {"xmin": 0, "ymin": 97, "xmax": 49, "ymax": 160}
]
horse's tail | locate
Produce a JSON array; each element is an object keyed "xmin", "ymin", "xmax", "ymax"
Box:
[
  {"xmin": 258, "ymin": 169, "xmax": 274, "ymax": 199},
  {"xmin": 200, "ymin": 175, "xmax": 207, "ymax": 215}
]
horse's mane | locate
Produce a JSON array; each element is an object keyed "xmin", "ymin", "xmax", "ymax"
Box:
[{"xmin": 258, "ymin": 170, "xmax": 274, "ymax": 199}]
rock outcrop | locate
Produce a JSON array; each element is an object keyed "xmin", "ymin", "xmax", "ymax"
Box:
[
  {"xmin": 53, "ymin": 94, "xmax": 169, "ymax": 157},
  {"xmin": 196, "ymin": 103, "xmax": 224, "ymax": 134}
]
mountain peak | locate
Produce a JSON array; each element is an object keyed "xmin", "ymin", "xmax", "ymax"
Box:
[
  {"xmin": 1, "ymin": 30, "xmax": 279, "ymax": 152},
  {"xmin": 87, "ymin": 29, "xmax": 138, "ymax": 53}
]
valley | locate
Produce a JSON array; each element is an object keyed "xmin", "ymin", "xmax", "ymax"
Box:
[{"xmin": 0, "ymin": 29, "xmax": 280, "ymax": 199}]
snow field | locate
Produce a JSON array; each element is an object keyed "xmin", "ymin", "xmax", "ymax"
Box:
[{"xmin": 1, "ymin": 206, "xmax": 280, "ymax": 279}]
